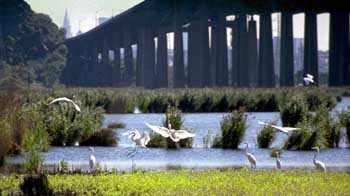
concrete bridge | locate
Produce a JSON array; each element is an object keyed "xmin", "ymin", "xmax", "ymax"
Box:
[{"xmin": 62, "ymin": 0, "xmax": 350, "ymax": 88}]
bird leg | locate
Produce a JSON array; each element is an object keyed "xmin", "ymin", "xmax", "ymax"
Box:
[{"xmin": 127, "ymin": 145, "xmax": 138, "ymax": 157}]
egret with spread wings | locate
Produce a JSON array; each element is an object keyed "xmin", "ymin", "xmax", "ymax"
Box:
[
  {"xmin": 145, "ymin": 122, "xmax": 195, "ymax": 142},
  {"xmin": 49, "ymin": 97, "xmax": 81, "ymax": 112},
  {"xmin": 258, "ymin": 121, "xmax": 300, "ymax": 135}
]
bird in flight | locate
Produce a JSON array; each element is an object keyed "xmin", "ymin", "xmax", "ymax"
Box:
[
  {"xmin": 145, "ymin": 122, "xmax": 195, "ymax": 142},
  {"xmin": 258, "ymin": 121, "xmax": 300, "ymax": 135},
  {"xmin": 48, "ymin": 97, "xmax": 81, "ymax": 112}
]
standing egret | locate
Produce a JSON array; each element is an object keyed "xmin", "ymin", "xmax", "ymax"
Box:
[
  {"xmin": 49, "ymin": 97, "xmax": 81, "ymax": 112},
  {"xmin": 312, "ymin": 147, "xmax": 326, "ymax": 172},
  {"xmin": 89, "ymin": 147, "xmax": 96, "ymax": 171},
  {"xmin": 244, "ymin": 142, "xmax": 256, "ymax": 169},
  {"xmin": 276, "ymin": 152, "xmax": 281, "ymax": 170},
  {"xmin": 123, "ymin": 129, "xmax": 150, "ymax": 157},
  {"xmin": 303, "ymin": 74, "xmax": 315, "ymax": 86},
  {"xmin": 258, "ymin": 121, "xmax": 300, "ymax": 135},
  {"xmin": 145, "ymin": 122, "xmax": 195, "ymax": 142}
]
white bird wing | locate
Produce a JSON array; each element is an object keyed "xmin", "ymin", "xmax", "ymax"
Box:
[
  {"xmin": 306, "ymin": 74, "xmax": 314, "ymax": 79},
  {"xmin": 145, "ymin": 123, "xmax": 170, "ymax": 138},
  {"xmin": 141, "ymin": 132, "xmax": 150, "ymax": 147},
  {"xmin": 258, "ymin": 121, "xmax": 272, "ymax": 127},
  {"xmin": 281, "ymin": 127, "xmax": 301, "ymax": 132},
  {"xmin": 49, "ymin": 97, "xmax": 81, "ymax": 112},
  {"xmin": 173, "ymin": 130, "xmax": 195, "ymax": 139},
  {"xmin": 247, "ymin": 153, "xmax": 256, "ymax": 164}
]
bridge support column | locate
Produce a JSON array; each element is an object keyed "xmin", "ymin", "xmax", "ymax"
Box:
[
  {"xmin": 156, "ymin": 28, "xmax": 168, "ymax": 88},
  {"xmin": 173, "ymin": 14, "xmax": 185, "ymax": 88},
  {"xmin": 303, "ymin": 12, "xmax": 318, "ymax": 84},
  {"xmin": 124, "ymin": 26, "xmax": 134, "ymax": 86},
  {"xmin": 231, "ymin": 19, "xmax": 238, "ymax": 86},
  {"xmin": 188, "ymin": 19, "xmax": 201, "ymax": 87},
  {"xmin": 113, "ymin": 34, "xmax": 121, "ymax": 87},
  {"xmin": 258, "ymin": 12, "xmax": 275, "ymax": 87},
  {"xmin": 200, "ymin": 1, "xmax": 211, "ymax": 87},
  {"xmin": 280, "ymin": 12, "xmax": 294, "ymax": 87},
  {"xmin": 142, "ymin": 26, "xmax": 155, "ymax": 89},
  {"xmin": 136, "ymin": 32, "xmax": 143, "ymax": 87},
  {"xmin": 237, "ymin": 15, "xmax": 249, "ymax": 87},
  {"xmin": 102, "ymin": 38, "xmax": 112, "ymax": 86},
  {"xmin": 247, "ymin": 17, "xmax": 258, "ymax": 87},
  {"xmin": 329, "ymin": 12, "xmax": 350, "ymax": 86},
  {"xmin": 213, "ymin": 12, "xmax": 228, "ymax": 87}
]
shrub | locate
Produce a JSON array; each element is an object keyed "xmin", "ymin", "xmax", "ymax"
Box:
[
  {"xmin": 80, "ymin": 128, "xmax": 118, "ymax": 146},
  {"xmin": 257, "ymin": 123, "xmax": 276, "ymax": 148},
  {"xmin": 0, "ymin": 118, "xmax": 12, "ymax": 167},
  {"xmin": 279, "ymin": 94, "xmax": 308, "ymax": 127},
  {"xmin": 216, "ymin": 110, "xmax": 247, "ymax": 149},
  {"xmin": 20, "ymin": 174, "xmax": 53, "ymax": 196}
]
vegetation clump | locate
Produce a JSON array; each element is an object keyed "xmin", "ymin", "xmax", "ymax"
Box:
[
  {"xmin": 339, "ymin": 107, "xmax": 350, "ymax": 143},
  {"xmin": 257, "ymin": 123, "xmax": 276, "ymax": 148},
  {"xmin": 213, "ymin": 109, "xmax": 247, "ymax": 149}
]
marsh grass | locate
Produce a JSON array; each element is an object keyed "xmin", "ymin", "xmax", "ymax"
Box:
[
  {"xmin": 339, "ymin": 107, "xmax": 350, "ymax": 143},
  {"xmin": 107, "ymin": 122, "xmax": 126, "ymax": 129},
  {"xmin": 213, "ymin": 110, "xmax": 247, "ymax": 149},
  {"xmin": 2, "ymin": 170, "xmax": 350, "ymax": 196},
  {"xmin": 279, "ymin": 94, "xmax": 308, "ymax": 127},
  {"xmin": 33, "ymin": 87, "xmax": 347, "ymax": 113},
  {"xmin": 257, "ymin": 123, "xmax": 276, "ymax": 148},
  {"xmin": 80, "ymin": 128, "xmax": 118, "ymax": 146}
]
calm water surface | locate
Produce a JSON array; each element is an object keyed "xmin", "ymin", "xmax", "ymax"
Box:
[{"xmin": 7, "ymin": 98, "xmax": 350, "ymax": 171}]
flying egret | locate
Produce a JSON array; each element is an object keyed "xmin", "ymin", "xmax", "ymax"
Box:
[
  {"xmin": 89, "ymin": 147, "xmax": 96, "ymax": 171},
  {"xmin": 258, "ymin": 121, "xmax": 300, "ymax": 135},
  {"xmin": 244, "ymin": 142, "xmax": 256, "ymax": 169},
  {"xmin": 312, "ymin": 147, "xmax": 326, "ymax": 172},
  {"xmin": 49, "ymin": 97, "xmax": 81, "ymax": 112},
  {"xmin": 276, "ymin": 152, "xmax": 281, "ymax": 170},
  {"xmin": 303, "ymin": 74, "xmax": 315, "ymax": 85},
  {"xmin": 123, "ymin": 129, "xmax": 150, "ymax": 157},
  {"xmin": 145, "ymin": 122, "xmax": 195, "ymax": 142}
]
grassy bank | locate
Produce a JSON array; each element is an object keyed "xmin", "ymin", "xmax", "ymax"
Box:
[
  {"xmin": 1, "ymin": 170, "xmax": 350, "ymax": 195},
  {"xmin": 29, "ymin": 87, "xmax": 350, "ymax": 113}
]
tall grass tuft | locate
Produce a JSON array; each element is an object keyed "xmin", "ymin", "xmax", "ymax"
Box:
[
  {"xmin": 339, "ymin": 107, "xmax": 350, "ymax": 143},
  {"xmin": 213, "ymin": 110, "xmax": 247, "ymax": 149},
  {"xmin": 257, "ymin": 123, "xmax": 276, "ymax": 148},
  {"xmin": 279, "ymin": 94, "xmax": 308, "ymax": 127}
]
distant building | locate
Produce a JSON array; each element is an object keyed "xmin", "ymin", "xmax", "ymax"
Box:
[{"xmin": 63, "ymin": 9, "xmax": 73, "ymax": 38}]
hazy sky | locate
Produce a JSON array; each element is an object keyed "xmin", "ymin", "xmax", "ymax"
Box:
[{"xmin": 25, "ymin": 0, "xmax": 330, "ymax": 51}]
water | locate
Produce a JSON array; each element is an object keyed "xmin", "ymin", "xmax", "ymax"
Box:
[{"xmin": 7, "ymin": 98, "xmax": 350, "ymax": 171}]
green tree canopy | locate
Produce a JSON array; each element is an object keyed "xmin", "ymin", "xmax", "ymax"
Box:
[{"xmin": 0, "ymin": 0, "xmax": 67, "ymax": 87}]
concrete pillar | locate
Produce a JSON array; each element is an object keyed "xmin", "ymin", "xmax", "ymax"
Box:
[
  {"xmin": 102, "ymin": 37, "xmax": 111, "ymax": 86},
  {"xmin": 199, "ymin": 1, "xmax": 211, "ymax": 87},
  {"xmin": 113, "ymin": 34, "xmax": 121, "ymax": 87},
  {"xmin": 136, "ymin": 32, "xmax": 143, "ymax": 87},
  {"xmin": 258, "ymin": 12, "xmax": 275, "ymax": 87},
  {"xmin": 303, "ymin": 12, "xmax": 318, "ymax": 84},
  {"xmin": 173, "ymin": 11, "xmax": 186, "ymax": 88},
  {"xmin": 213, "ymin": 12, "xmax": 228, "ymax": 87},
  {"xmin": 91, "ymin": 41, "xmax": 99, "ymax": 87},
  {"xmin": 280, "ymin": 12, "xmax": 294, "ymax": 87},
  {"xmin": 329, "ymin": 12, "xmax": 350, "ymax": 86},
  {"xmin": 247, "ymin": 17, "xmax": 258, "ymax": 87},
  {"xmin": 188, "ymin": 19, "xmax": 201, "ymax": 87},
  {"xmin": 157, "ymin": 28, "xmax": 168, "ymax": 88},
  {"xmin": 231, "ymin": 19, "xmax": 239, "ymax": 86},
  {"xmin": 142, "ymin": 26, "xmax": 156, "ymax": 88},
  {"xmin": 124, "ymin": 26, "xmax": 134, "ymax": 86},
  {"xmin": 237, "ymin": 15, "xmax": 249, "ymax": 87}
]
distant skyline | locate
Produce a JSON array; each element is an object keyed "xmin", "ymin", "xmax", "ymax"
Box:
[{"xmin": 25, "ymin": 0, "xmax": 329, "ymax": 50}]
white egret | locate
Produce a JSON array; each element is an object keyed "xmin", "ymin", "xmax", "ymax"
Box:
[
  {"xmin": 49, "ymin": 97, "xmax": 81, "ymax": 112},
  {"xmin": 244, "ymin": 142, "xmax": 256, "ymax": 169},
  {"xmin": 258, "ymin": 121, "xmax": 300, "ymax": 135},
  {"xmin": 123, "ymin": 129, "xmax": 150, "ymax": 157},
  {"xmin": 276, "ymin": 152, "xmax": 281, "ymax": 170},
  {"xmin": 303, "ymin": 74, "xmax": 315, "ymax": 85},
  {"xmin": 312, "ymin": 147, "xmax": 326, "ymax": 172},
  {"xmin": 89, "ymin": 147, "xmax": 96, "ymax": 171},
  {"xmin": 145, "ymin": 122, "xmax": 195, "ymax": 142}
]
